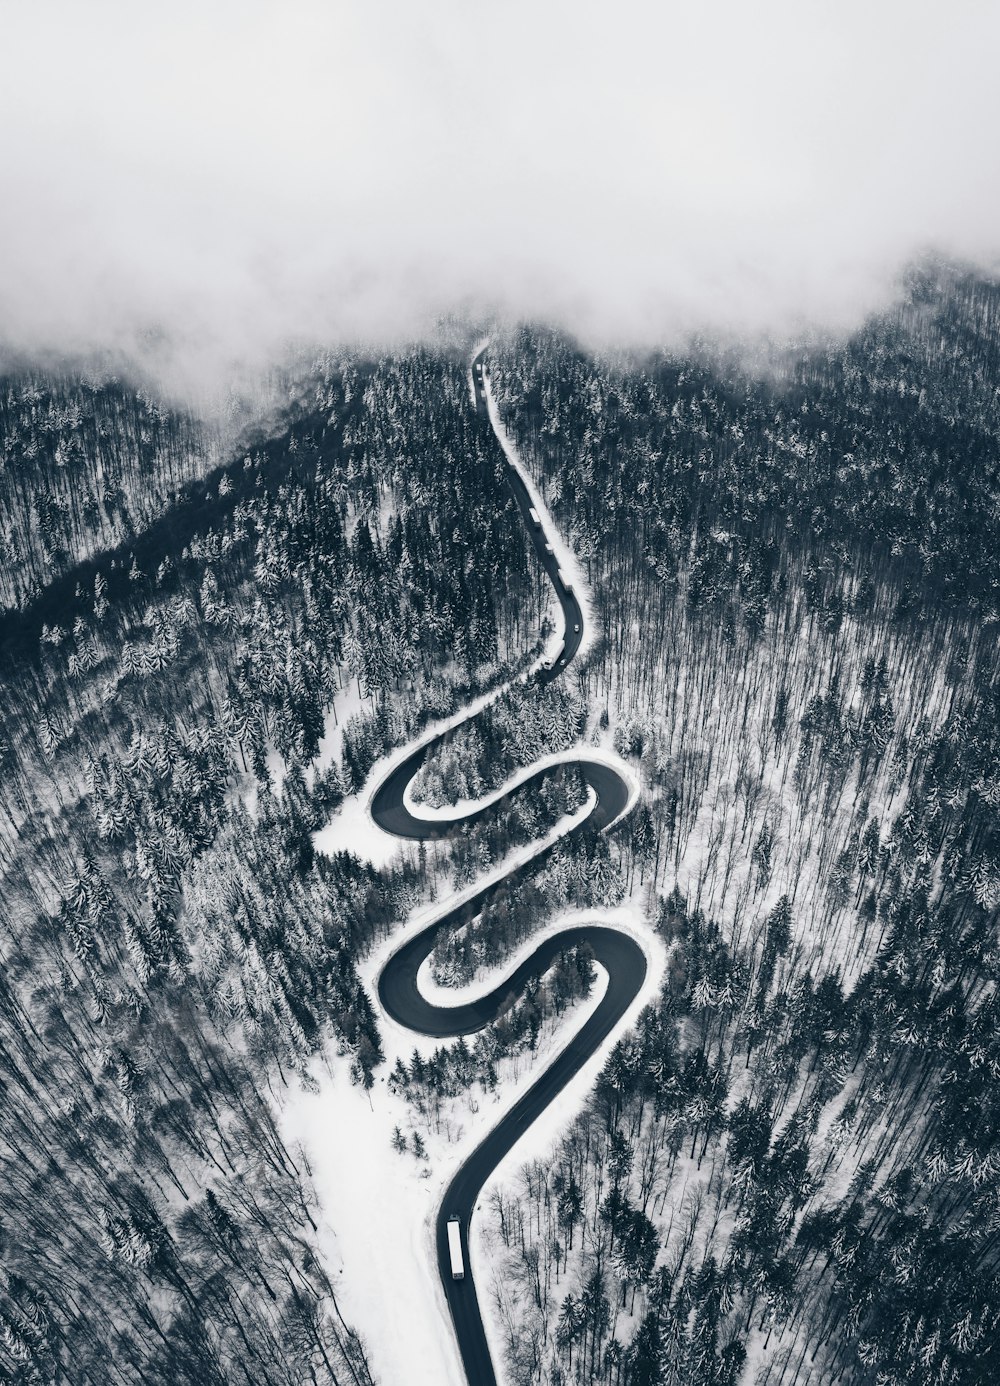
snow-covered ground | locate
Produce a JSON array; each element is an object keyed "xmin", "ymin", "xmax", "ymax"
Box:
[
  {"xmin": 307, "ymin": 678, "xmax": 370, "ymax": 785},
  {"xmin": 279, "ymin": 1037, "xmax": 472, "ymax": 1386},
  {"xmin": 312, "ymin": 782, "xmax": 408, "ymax": 871},
  {"xmin": 264, "ymin": 744, "xmax": 287, "ymax": 801}
]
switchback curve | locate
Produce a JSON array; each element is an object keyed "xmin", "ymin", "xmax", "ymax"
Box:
[{"xmin": 373, "ymin": 348, "xmax": 649, "ymax": 1386}]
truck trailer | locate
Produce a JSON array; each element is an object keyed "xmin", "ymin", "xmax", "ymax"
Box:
[{"xmin": 447, "ymin": 1215, "xmax": 465, "ymax": 1280}]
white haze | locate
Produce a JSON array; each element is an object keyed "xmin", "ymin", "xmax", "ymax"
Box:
[{"xmin": 1, "ymin": 0, "xmax": 999, "ymax": 391}]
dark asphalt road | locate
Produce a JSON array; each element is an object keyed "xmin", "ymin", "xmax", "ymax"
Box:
[{"xmin": 372, "ymin": 348, "xmax": 645, "ymax": 1386}]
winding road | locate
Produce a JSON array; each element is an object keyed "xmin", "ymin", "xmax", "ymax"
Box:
[{"xmin": 372, "ymin": 348, "xmax": 648, "ymax": 1386}]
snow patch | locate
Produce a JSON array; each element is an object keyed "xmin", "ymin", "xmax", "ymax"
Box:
[
  {"xmin": 278, "ymin": 1051, "xmax": 468, "ymax": 1386},
  {"xmin": 264, "ymin": 743, "xmax": 286, "ymax": 800},
  {"xmin": 305, "ymin": 678, "xmax": 369, "ymax": 789},
  {"xmin": 312, "ymin": 786, "xmax": 407, "ymax": 871},
  {"xmin": 233, "ymin": 769, "xmax": 259, "ymax": 821}
]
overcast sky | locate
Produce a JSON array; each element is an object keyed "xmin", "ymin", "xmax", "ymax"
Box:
[{"xmin": 2, "ymin": 0, "xmax": 999, "ymax": 386}]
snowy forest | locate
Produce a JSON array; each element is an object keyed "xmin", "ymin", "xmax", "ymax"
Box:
[
  {"xmin": 475, "ymin": 265, "xmax": 1000, "ymax": 1385},
  {"xmin": 1, "ymin": 261, "xmax": 999, "ymax": 1386}
]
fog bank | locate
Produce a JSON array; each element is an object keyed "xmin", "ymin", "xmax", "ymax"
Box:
[{"xmin": 2, "ymin": 0, "xmax": 998, "ymax": 389}]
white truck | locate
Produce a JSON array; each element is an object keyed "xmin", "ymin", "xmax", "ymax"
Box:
[
  {"xmin": 447, "ymin": 1215, "xmax": 465, "ymax": 1280},
  {"xmin": 528, "ymin": 506, "xmax": 540, "ymax": 526},
  {"xmin": 557, "ymin": 567, "xmax": 573, "ymax": 592}
]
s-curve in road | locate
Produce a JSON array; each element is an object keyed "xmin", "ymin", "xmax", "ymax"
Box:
[{"xmin": 372, "ymin": 345, "xmax": 649, "ymax": 1386}]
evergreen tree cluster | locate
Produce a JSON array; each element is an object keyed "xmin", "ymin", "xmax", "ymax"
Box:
[
  {"xmin": 411, "ymin": 679, "xmax": 584, "ymax": 809},
  {"xmin": 488, "ymin": 885, "xmax": 1000, "ymax": 1386},
  {"xmin": 0, "ymin": 364, "xmax": 211, "ymax": 614}
]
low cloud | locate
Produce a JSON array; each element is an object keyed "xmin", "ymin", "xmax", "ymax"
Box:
[{"xmin": 2, "ymin": 0, "xmax": 999, "ymax": 391}]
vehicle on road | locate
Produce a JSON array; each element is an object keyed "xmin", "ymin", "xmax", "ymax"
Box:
[
  {"xmin": 557, "ymin": 567, "xmax": 573, "ymax": 592},
  {"xmin": 544, "ymin": 542, "xmax": 553, "ymax": 554},
  {"xmin": 574, "ymin": 623, "xmax": 580, "ymax": 632},
  {"xmin": 529, "ymin": 506, "xmax": 540, "ymax": 525},
  {"xmin": 447, "ymin": 1215, "xmax": 465, "ymax": 1280}
]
